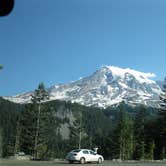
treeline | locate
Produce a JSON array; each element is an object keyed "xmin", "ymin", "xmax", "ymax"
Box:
[
  {"xmin": 0, "ymin": 81, "xmax": 166, "ymax": 160},
  {"xmin": 0, "ymin": 98, "xmax": 20, "ymax": 157}
]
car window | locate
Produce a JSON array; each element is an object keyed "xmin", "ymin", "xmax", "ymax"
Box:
[
  {"xmin": 89, "ymin": 150, "xmax": 96, "ymax": 155},
  {"xmin": 82, "ymin": 150, "xmax": 89, "ymax": 154}
]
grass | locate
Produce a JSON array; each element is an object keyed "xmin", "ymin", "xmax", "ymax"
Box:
[{"xmin": 0, "ymin": 159, "xmax": 166, "ymax": 166}]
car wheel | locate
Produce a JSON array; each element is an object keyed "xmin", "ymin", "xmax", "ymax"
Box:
[
  {"xmin": 80, "ymin": 157, "xmax": 85, "ymax": 164},
  {"xmin": 98, "ymin": 158, "xmax": 102, "ymax": 164}
]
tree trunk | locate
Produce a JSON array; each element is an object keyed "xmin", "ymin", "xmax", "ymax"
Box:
[
  {"xmin": 14, "ymin": 121, "xmax": 21, "ymax": 155},
  {"xmin": 34, "ymin": 103, "xmax": 41, "ymax": 159},
  {"xmin": 78, "ymin": 112, "xmax": 82, "ymax": 149},
  {"xmin": 161, "ymin": 146, "xmax": 166, "ymax": 159}
]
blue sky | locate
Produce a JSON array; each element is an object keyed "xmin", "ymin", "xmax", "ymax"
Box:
[{"xmin": 0, "ymin": 0, "xmax": 166, "ymax": 96}]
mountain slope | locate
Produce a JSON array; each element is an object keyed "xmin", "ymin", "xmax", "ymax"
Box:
[{"xmin": 4, "ymin": 66, "xmax": 161, "ymax": 108}]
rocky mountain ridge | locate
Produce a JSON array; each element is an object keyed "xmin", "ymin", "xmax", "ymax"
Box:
[{"xmin": 4, "ymin": 66, "xmax": 161, "ymax": 108}]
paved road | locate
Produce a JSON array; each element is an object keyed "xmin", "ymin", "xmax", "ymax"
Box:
[{"xmin": 0, "ymin": 160, "xmax": 166, "ymax": 166}]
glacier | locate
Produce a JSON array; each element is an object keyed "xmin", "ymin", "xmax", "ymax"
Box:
[{"xmin": 3, "ymin": 66, "xmax": 161, "ymax": 108}]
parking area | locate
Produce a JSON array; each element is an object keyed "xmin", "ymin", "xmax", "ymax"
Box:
[{"xmin": 0, "ymin": 160, "xmax": 166, "ymax": 166}]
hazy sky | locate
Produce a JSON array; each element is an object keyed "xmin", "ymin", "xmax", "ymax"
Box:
[{"xmin": 0, "ymin": 0, "xmax": 166, "ymax": 96}]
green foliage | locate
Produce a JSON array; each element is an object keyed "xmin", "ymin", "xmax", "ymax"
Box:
[
  {"xmin": 133, "ymin": 106, "xmax": 150, "ymax": 160},
  {"xmin": 31, "ymin": 83, "xmax": 49, "ymax": 104},
  {"xmin": 0, "ymin": 90, "xmax": 165, "ymax": 160},
  {"xmin": 83, "ymin": 107, "xmax": 112, "ymax": 149},
  {"xmin": 111, "ymin": 108, "xmax": 134, "ymax": 160},
  {"xmin": 0, "ymin": 128, "xmax": 3, "ymax": 158},
  {"xmin": 30, "ymin": 83, "xmax": 50, "ymax": 159},
  {"xmin": 0, "ymin": 98, "xmax": 21, "ymax": 157},
  {"xmin": 17, "ymin": 104, "xmax": 37, "ymax": 155},
  {"xmin": 156, "ymin": 78, "xmax": 166, "ymax": 159}
]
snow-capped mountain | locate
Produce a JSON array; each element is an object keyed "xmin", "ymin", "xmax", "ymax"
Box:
[{"xmin": 4, "ymin": 66, "xmax": 162, "ymax": 108}]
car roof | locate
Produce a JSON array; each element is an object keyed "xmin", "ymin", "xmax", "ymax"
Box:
[{"xmin": 72, "ymin": 149, "xmax": 93, "ymax": 151}]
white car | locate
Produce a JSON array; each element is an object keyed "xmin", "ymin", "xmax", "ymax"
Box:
[{"xmin": 66, "ymin": 149, "xmax": 104, "ymax": 164}]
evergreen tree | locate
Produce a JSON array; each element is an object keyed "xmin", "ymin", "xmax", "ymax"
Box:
[
  {"xmin": 14, "ymin": 121, "xmax": 21, "ymax": 154},
  {"xmin": 0, "ymin": 98, "xmax": 21, "ymax": 157},
  {"xmin": 36, "ymin": 104, "xmax": 61, "ymax": 159},
  {"xmin": 158, "ymin": 78, "xmax": 166, "ymax": 159},
  {"xmin": 147, "ymin": 140, "xmax": 155, "ymax": 160},
  {"xmin": 18, "ymin": 104, "xmax": 37, "ymax": 155},
  {"xmin": 133, "ymin": 106, "xmax": 149, "ymax": 160},
  {"xmin": 144, "ymin": 117, "xmax": 157, "ymax": 160},
  {"xmin": 112, "ymin": 107, "xmax": 134, "ymax": 160},
  {"xmin": 0, "ymin": 128, "xmax": 3, "ymax": 158},
  {"xmin": 31, "ymin": 83, "xmax": 49, "ymax": 159},
  {"xmin": 17, "ymin": 97, "xmax": 62, "ymax": 159},
  {"xmin": 83, "ymin": 107, "xmax": 112, "ymax": 151},
  {"xmin": 69, "ymin": 110, "xmax": 84, "ymax": 149}
]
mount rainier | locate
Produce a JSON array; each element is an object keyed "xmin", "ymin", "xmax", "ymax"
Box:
[{"xmin": 4, "ymin": 66, "xmax": 161, "ymax": 108}]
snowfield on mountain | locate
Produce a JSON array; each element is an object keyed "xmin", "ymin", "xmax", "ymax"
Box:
[{"xmin": 4, "ymin": 66, "xmax": 161, "ymax": 108}]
